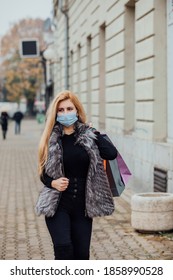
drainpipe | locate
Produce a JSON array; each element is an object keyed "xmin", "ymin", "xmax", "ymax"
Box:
[{"xmin": 59, "ymin": 0, "xmax": 69, "ymax": 89}]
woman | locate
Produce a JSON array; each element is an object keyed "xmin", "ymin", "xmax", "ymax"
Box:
[
  {"xmin": 36, "ymin": 90, "xmax": 117, "ymax": 260},
  {"xmin": 0, "ymin": 111, "xmax": 9, "ymax": 140}
]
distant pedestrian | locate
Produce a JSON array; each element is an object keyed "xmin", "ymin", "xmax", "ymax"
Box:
[
  {"xmin": 13, "ymin": 111, "xmax": 24, "ymax": 134},
  {"xmin": 0, "ymin": 111, "xmax": 9, "ymax": 140}
]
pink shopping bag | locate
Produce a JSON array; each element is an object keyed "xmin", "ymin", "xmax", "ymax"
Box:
[
  {"xmin": 116, "ymin": 152, "xmax": 132, "ymax": 185},
  {"xmin": 102, "ymin": 134, "xmax": 132, "ymax": 196}
]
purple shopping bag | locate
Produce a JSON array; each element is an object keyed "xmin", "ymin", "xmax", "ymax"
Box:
[
  {"xmin": 116, "ymin": 152, "xmax": 132, "ymax": 185},
  {"xmin": 102, "ymin": 134, "xmax": 132, "ymax": 196}
]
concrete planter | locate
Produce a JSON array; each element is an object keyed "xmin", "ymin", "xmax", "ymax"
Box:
[{"xmin": 131, "ymin": 192, "xmax": 173, "ymax": 232}]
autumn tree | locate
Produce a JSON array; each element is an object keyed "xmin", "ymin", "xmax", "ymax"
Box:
[{"xmin": 0, "ymin": 18, "xmax": 51, "ymax": 115}]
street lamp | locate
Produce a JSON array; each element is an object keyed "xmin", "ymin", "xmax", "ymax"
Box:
[
  {"xmin": 43, "ymin": 45, "xmax": 55, "ymax": 61},
  {"xmin": 59, "ymin": 0, "xmax": 69, "ymax": 89},
  {"xmin": 42, "ymin": 45, "xmax": 55, "ymax": 110}
]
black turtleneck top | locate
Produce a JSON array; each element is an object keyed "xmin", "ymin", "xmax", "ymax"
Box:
[
  {"xmin": 41, "ymin": 132, "xmax": 117, "ymax": 188},
  {"xmin": 62, "ymin": 132, "xmax": 90, "ymax": 178}
]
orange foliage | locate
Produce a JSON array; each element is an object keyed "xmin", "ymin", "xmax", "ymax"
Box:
[{"xmin": 0, "ymin": 18, "xmax": 49, "ymax": 103}]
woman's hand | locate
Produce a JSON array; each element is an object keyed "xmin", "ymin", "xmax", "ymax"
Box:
[{"xmin": 51, "ymin": 177, "xmax": 69, "ymax": 191}]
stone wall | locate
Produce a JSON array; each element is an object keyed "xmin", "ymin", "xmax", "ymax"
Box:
[{"xmin": 53, "ymin": 0, "xmax": 172, "ymax": 193}]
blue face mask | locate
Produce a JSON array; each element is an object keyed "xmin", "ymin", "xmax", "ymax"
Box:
[{"xmin": 56, "ymin": 112, "xmax": 78, "ymax": 127}]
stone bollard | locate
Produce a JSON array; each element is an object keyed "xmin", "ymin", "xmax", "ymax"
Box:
[{"xmin": 131, "ymin": 192, "xmax": 173, "ymax": 232}]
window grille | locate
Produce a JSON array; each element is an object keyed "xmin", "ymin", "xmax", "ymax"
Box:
[{"xmin": 154, "ymin": 167, "xmax": 167, "ymax": 192}]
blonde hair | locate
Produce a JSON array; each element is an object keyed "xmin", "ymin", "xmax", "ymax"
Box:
[{"xmin": 38, "ymin": 90, "xmax": 86, "ymax": 176}]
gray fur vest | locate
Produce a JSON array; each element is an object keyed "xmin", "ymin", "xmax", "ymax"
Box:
[{"xmin": 35, "ymin": 121, "xmax": 115, "ymax": 218}]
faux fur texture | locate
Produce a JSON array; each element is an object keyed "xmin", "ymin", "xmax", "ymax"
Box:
[{"xmin": 35, "ymin": 121, "xmax": 115, "ymax": 218}]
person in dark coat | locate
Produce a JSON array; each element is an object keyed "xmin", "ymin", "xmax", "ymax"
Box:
[
  {"xmin": 13, "ymin": 111, "xmax": 24, "ymax": 134},
  {"xmin": 36, "ymin": 90, "xmax": 117, "ymax": 260},
  {"xmin": 0, "ymin": 111, "xmax": 9, "ymax": 140}
]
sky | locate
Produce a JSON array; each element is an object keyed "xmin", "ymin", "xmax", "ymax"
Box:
[{"xmin": 0, "ymin": 0, "xmax": 53, "ymax": 36}]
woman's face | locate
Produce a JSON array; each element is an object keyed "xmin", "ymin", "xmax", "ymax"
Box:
[{"xmin": 57, "ymin": 99, "xmax": 77, "ymax": 116}]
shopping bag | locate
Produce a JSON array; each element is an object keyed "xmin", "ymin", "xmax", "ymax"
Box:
[
  {"xmin": 102, "ymin": 134, "xmax": 132, "ymax": 196},
  {"xmin": 116, "ymin": 152, "xmax": 132, "ymax": 185},
  {"xmin": 103, "ymin": 158, "xmax": 125, "ymax": 196}
]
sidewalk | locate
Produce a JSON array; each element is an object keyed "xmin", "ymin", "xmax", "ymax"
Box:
[{"xmin": 0, "ymin": 119, "xmax": 172, "ymax": 260}]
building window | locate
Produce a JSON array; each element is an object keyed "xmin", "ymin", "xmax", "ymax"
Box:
[
  {"xmin": 87, "ymin": 35, "xmax": 92, "ymax": 121},
  {"xmin": 99, "ymin": 23, "xmax": 106, "ymax": 130},
  {"xmin": 124, "ymin": 2, "xmax": 135, "ymax": 134},
  {"xmin": 70, "ymin": 50, "xmax": 74, "ymax": 91},
  {"xmin": 77, "ymin": 44, "xmax": 81, "ymax": 98},
  {"xmin": 59, "ymin": 57, "xmax": 63, "ymax": 90}
]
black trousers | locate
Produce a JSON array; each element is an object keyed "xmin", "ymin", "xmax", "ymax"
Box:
[
  {"xmin": 45, "ymin": 178, "xmax": 93, "ymax": 260},
  {"xmin": 2, "ymin": 130, "xmax": 7, "ymax": 139},
  {"xmin": 15, "ymin": 121, "xmax": 21, "ymax": 134}
]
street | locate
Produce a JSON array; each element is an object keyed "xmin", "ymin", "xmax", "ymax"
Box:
[{"xmin": 0, "ymin": 119, "xmax": 172, "ymax": 260}]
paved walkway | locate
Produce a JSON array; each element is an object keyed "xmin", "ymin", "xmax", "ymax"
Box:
[{"xmin": 0, "ymin": 119, "xmax": 173, "ymax": 260}]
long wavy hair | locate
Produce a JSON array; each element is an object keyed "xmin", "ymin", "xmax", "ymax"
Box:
[{"xmin": 38, "ymin": 90, "xmax": 87, "ymax": 176}]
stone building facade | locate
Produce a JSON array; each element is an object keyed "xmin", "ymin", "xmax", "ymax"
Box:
[{"xmin": 52, "ymin": 0, "xmax": 173, "ymax": 193}]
